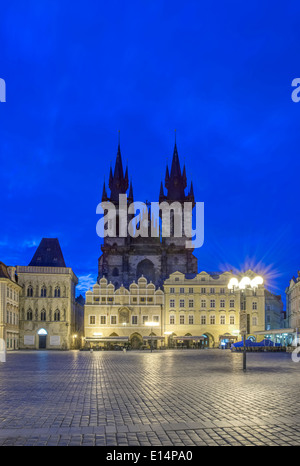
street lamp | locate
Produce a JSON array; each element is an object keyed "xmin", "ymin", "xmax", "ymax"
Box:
[
  {"xmin": 228, "ymin": 275, "xmax": 263, "ymax": 371},
  {"xmin": 145, "ymin": 321, "xmax": 159, "ymax": 352}
]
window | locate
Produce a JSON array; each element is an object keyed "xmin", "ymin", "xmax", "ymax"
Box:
[
  {"xmin": 220, "ymin": 315, "xmax": 226, "ymax": 325},
  {"xmin": 89, "ymin": 315, "xmax": 96, "ymax": 325},
  {"xmin": 132, "ymin": 297, "xmax": 137, "ymax": 302},
  {"xmin": 220, "ymin": 288, "xmax": 225, "ymax": 294},
  {"xmin": 142, "ymin": 315, "xmax": 148, "ymax": 324},
  {"xmin": 27, "ymin": 310, "xmax": 33, "ymax": 321},
  {"xmin": 54, "ymin": 287, "xmax": 60, "ymax": 298},
  {"xmin": 170, "ymin": 299, "xmax": 175, "ymax": 308},
  {"xmin": 201, "ymin": 287, "xmax": 206, "ymax": 294},
  {"xmin": 169, "ymin": 315, "xmax": 175, "ymax": 325},
  {"xmin": 179, "ymin": 315, "xmax": 185, "ymax": 324},
  {"xmin": 220, "ymin": 299, "xmax": 225, "ymax": 308},
  {"xmin": 210, "ymin": 315, "xmax": 215, "ymax": 325},
  {"xmin": 41, "ymin": 286, "xmax": 47, "ymax": 297},
  {"xmin": 201, "ymin": 299, "xmax": 206, "ymax": 308},
  {"xmin": 229, "ymin": 299, "xmax": 235, "ymax": 308},
  {"xmin": 27, "ymin": 286, "xmax": 33, "ymax": 297},
  {"xmin": 210, "ymin": 288, "xmax": 215, "ymax": 294},
  {"xmin": 179, "ymin": 299, "xmax": 185, "ymax": 308},
  {"xmin": 229, "ymin": 315, "xmax": 235, "ymax": 325},
  {"xmin": 170, "ymin": 287, "xmax": 175, "ymax": 294},
  {"xmin": 148, "ymin": 297, "xmax": 153, "ymax": 302},
  {"xmin": 101, "ymin": 297, "xmax": 106, "ymax": 302},
  {"xmin": 201, "ymin": 277, "xmax": 205, "ymax": 281},
  {"xmin": 41, "ymin": 310, "xmax": 46, "ymax": 321},
  {"xmin": 175, "ymin": 277, "xmax": 179, "ymax": 281},
  {"xmin": 189, "ymin": 288, "xmax": 193, "ymax": 294},
  {"xmin": 252, "ymin": 316, "xmax": 258, "ymax": 326},
  {"xmin": 54, "ymin": 310, "xmax": 60, "ymax": 321},
  {"xmin": 188, "ymin": 315, "xmax": 194, "ymax": 325},
  {"xmin": 210, "ymin": 299, "xmax": 215, "ymax": 308},
  {"xmin": 201, "ymin": 315, "xmax": 206, "ymax": 325},
  {"xmin": 189, "ymin": 299, "xmax": 194, "ymax": 308},
  {"xmin": 100, "ymin": 315, "xmax": 106, "ymax": 325},
  {"xmin": 140, "ymin": 297, "xmax": 145, "ymax": 302},
  {"xmin": 111, "ymin": 315, "xmax": 117, "ymax": 325},
  {"xmin": 132, "ymin": 315, "xmax": 138, "ymax": 325},
  {"xmin": 108, "ymin": 297, "xmax": 113, "ymax": 302},
  {"xmin": 180, "ymin": 287, "xmax": 185, "ymax": 294},
  {"xmin": 153, "ymin": 315, "xmax": 159, "ymax": 322},
  {"xmin": 252, "ymin": 302, "xmax": 257, "ymax": 310}
]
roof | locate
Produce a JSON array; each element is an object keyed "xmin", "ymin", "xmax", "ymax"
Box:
[
  {"xmin": 0, "ymin": 261, "xmax": 11, "ymax": 279},
  {"xmin": 29, "ymin": 238, "xmax": 66, "ymax": 267}
]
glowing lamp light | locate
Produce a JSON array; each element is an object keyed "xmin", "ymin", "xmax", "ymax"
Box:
[
  {"xmin": 228, "ymin": 277, "xmax": 239, "ymax": 289},
  {"xmin": 93, "ymin": 332, "xmax": 103, "ymax": 336},
  {"xmin": 164, "ymin": 331, "xmax": 172, "ymax": 335},
  {"xmin": 251, "ymin": 276, "xmax": 264, "ymax": 288}
]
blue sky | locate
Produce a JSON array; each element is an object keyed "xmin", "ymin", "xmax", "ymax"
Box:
[{"xmin": 0, "ymin": 1, "xmax": 300, "ymax": 301}]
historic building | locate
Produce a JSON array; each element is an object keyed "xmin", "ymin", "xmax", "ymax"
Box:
[
  {"xmin": 84, "ymin": 270, "xmax": 266, "ymax": 349},
  {"xmin": 16, "ymin": 238, "xmax": 81, "ymax": 350},
  {"xmin": 286, "ymin": 271, "xmax": 300, "ymax": 329},
  {"xmin": 85, "ymin": 140, "xmax": 269, "ymax": 349},
  {"xmin": 84, "ymin": 276, "xmax": 164, "ymax": 348},
  {"xmin": 98, "ymin": 140, "xmax": 197, "ymax": 288},
  {"xmin": 265, "ymin": 289, "xmax": 284, "ymax": 330},
  {"xmin": 0, "ymin": 262, "xmax": 22, "ymax": 351},
  {"xmin": 164, "ymin": 270, "xmax": 265, "ymax": 348}
]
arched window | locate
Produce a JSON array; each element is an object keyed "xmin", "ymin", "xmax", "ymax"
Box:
[
  {"xmin": 54, "ymin": 310, "xmax": 60, "ymax": 321},
  {"xmin": 41, "ymin": 310, "xmax": 46, "ymax": 321},
  {"xmin": 27, "ymin": 309, "xmax": 33, "ymax": 321},
  {"xmin": 27, "ymin": 286, "xmax": 33, "ymax": 297},
  {"xmin": 41, "ymin": 286, "xmax": 47, "ymax": 297},
  {"xmin": 54, "ymin": 287, "xmax": 60, "ymax": 298}
]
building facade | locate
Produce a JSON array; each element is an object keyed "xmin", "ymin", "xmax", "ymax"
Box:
[
  {"xmin": 84, "ymin": 270, "xmax": 266, "ymax": 349},
  {"xmin": 84, "ymin": 276, "xmax": 164, "ymax": 348},
  {"xmin": 164, "ymin": 270, "xmax": 265, "ymax": 348},
  {"xmin": 286, "ymin": 271, "xmax": 300, "ymax": 329},
  {"xmin": 0, "ymin": 262, "xmax": 22, "ymax": 351},
  {"xmin": 17, "ymin": 238, "xmax": 80, "ymax": 350},
  {"xmin": 265, "ymin": 289, "xmax": 284, "ymax": 330}
]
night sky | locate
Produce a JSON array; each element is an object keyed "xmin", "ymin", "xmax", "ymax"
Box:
[{"xmin": 1, "ymin": 1, "xmax": 300, "ymax": 302}]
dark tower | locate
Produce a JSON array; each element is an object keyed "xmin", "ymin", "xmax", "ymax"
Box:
[{"xmin": 97, "ymin": 135, "xmax": 198, "ymax": 288}]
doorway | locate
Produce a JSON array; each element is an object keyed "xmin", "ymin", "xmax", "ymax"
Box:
[{"xmin": 39, "ymin": 335, "xmax": 47, "ymax": 349}]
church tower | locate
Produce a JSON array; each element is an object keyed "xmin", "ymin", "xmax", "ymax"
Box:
[{"xmin": 97, "ymin": 136, "xmax": 198, "ymax": 288}]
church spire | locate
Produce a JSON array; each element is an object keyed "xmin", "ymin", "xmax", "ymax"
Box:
[
  {"xmin": 108, "ymin": 132, "xmax": 129, "ymax": 203},
  {"xmin": 163, "ymin": 135, "xmax": 189, "ymax": 202},
  {"xmin": 102, "ymin": 180, "xmax": 108, "ymax": 202}
]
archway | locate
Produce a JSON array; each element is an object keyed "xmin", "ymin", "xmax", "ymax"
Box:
[
  {"xmin": 201, "ymin": 332, "xmax": 214, "ymax": 348},
  {"xmin": 130, "ymin": 333, "xmax": 143, "ymax": 349},
  {"xmin": 136, "ymin": 259, "xmax": 155, "ymax": 283},
  {"xmin": 37, "ymin": 328, "xmax": 48, "ymax": 349}
]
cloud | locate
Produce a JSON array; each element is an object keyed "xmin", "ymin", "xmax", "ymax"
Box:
[{"xmin": 77, "ymin": 274, "xmax": 97, "ymax": 294}]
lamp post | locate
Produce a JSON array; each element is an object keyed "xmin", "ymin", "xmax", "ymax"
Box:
[
  {"xmin": 145, "ymin": 321, "xmax": 159, "ymax": 352},
  {"xmin": 228, "ymin": 275, "xmax": 263, "ymax": 371}
]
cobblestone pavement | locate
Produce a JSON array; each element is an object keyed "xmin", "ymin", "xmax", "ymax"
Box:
[{"xmin": 0, "ymin": 349, "xmax": 300, "ymax": 446}]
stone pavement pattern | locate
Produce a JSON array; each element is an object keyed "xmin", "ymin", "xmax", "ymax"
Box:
[{"xmin": 0, "ymin": 350, "xmax": 299, "ymax": 446}]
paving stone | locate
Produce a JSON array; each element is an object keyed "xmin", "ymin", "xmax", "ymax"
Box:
[{"xmin": 0, "ymin": 350, "xmax": 300, "ymax": 445}]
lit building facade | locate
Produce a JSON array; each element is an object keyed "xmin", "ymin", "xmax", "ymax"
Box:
[
  {"xmin": 84, "ymin": 276, "xmax": 164, "ymax": 348},
  {"xmin": 286, "ymin": 271, "xmax": 300, "ymax": 329},
  {"xmin": 17, "ymin": 238, "xmax": 80, "ymax": 350},
  {"xmin": 0, "ymin": 263, "xmax": 22, "ymax": 351}
]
